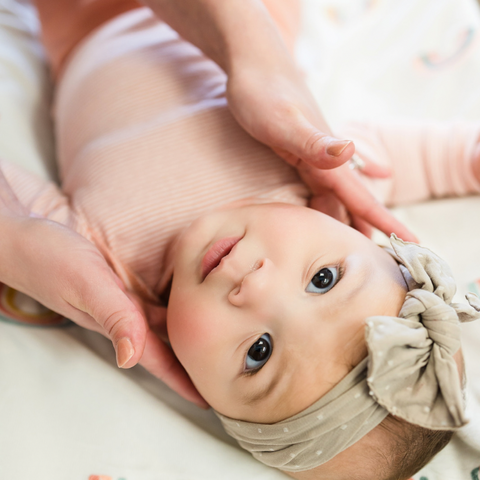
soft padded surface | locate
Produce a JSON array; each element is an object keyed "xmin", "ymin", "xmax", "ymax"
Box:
[
  {"xmin": 0, "ymin": 0, "xmax": 56, "ymax": 181},
  {"xmin": 0, "ymin": 1, "xmax": 479, "ymax": 479}
]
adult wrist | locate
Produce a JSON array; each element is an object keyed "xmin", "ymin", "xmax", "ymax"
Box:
[
  {"xmin": 142, "ymin": 0, "xmax": 292, "ymax": 75},
  {"xmin": 220, "ymin": 3, "xmax": 295, "ymax": 75}
]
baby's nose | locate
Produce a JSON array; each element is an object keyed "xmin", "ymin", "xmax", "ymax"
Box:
[{"xmin": 227, "ymin": 258, "xmax": 276, "ymax": 309}]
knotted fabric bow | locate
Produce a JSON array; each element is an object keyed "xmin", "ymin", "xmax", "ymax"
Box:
[
  {"xmin": 215, "ymin": 235, "xmax": 480, "ymax": 472},
  {"xmin": 366, "ymin": 234, "xmax": 480, "ymax": 429}
]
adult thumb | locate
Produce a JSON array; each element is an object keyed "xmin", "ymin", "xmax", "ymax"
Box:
[
  {"xmin": 76, "ymin": 271, "xmax": 148, "ymax": 369},
  {"xmin": 275, "ymin": 116, "xmax": 355, "ymax": 169}
]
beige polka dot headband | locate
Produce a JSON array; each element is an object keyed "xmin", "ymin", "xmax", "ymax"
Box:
[{"xmin": 215, "ymin": 235, "xmax": 480, "ymax": 472}]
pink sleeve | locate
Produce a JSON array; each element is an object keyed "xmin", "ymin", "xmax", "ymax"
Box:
[
  {"xmin": 341, "ymin": 121, "xmax": 480, "ymax": 207},
  {"xmin": 0, "ymin": 158, "xmax": 88, "ymax": 238},
  {"xmin": 0, "ymin": 158, "xmax": 162, "ymax": 302}
]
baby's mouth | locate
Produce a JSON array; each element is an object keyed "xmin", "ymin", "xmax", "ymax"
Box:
[{"xmin": 201, "ymin": 236, "xmax": 242, "ymax": 281}]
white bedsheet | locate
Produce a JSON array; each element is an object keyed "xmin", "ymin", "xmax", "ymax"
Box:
[{"xmin": 0, "ymin": 1, "xmax": 479, "ymax": 479}]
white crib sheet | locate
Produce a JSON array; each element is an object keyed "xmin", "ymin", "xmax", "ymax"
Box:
[{"xmin": 0, "ymin": 1, "xmax": 479, "ymax": 479}]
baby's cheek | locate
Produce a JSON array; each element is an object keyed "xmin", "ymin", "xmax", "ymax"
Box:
[
  {"xmin": 167, "ymin": 289, "xmax": 223, "ymax": 373},
  {"xmin": 168, "ymin": 294, "xmax": 230, "ymax": 401}
]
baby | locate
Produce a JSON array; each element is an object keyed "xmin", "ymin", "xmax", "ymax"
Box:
[
  {"xmin": 167, "ymin": 205, "xmax": 478, "ymax": 479},
  {"xmin": 2, "ymin": 1, "xmax": 480, "ymax": 479}
]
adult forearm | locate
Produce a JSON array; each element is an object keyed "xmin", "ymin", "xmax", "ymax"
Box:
[{"xmin": 140, "ymin": 0, "xmax": 293, "ymax": 74}]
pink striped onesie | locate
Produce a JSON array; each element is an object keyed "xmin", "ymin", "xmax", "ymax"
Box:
[{"xmin": 1, "ymin": 8, "xmax": 479, "ymax": 305}]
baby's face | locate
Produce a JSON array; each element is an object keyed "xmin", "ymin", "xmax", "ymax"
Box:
[{"xmin": 167, "ymin": 204, "xmax": 407, "ymax": 422}]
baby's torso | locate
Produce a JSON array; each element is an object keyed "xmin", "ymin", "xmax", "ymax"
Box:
[
  {"xmin": 54, "ymin": 8, "xmax": 308, "ymax": 300},
  {"xmin": 36, "ymin": 7, "xmax": 480, "ymax": 303}
]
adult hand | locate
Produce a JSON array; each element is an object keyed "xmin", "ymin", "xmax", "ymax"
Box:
[
  {"xmin": 0, "ymin": 172, "xmax": 206, "ymax": 407},
  {"xmin": 143, "ymin": 0, "xmax": 417, "ymax": 241},
  {"xmin": 226, "ymin": 65, "xmax": 418, "ymax": 242}
]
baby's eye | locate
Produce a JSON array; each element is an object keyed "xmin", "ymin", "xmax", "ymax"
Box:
[
  {"xmin": 306, "ymin": 266, "xmax": 338, "ymax": 294},
  {"xmin": 245, "ymin": 334, "xmax": 272, "ymax": 371}
]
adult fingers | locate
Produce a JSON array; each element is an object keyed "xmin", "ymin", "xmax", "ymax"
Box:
[
  {"xmin": 145, "ymin": 303, "xmax": 169, "ymax": 343},
  {"xmin": 310, "ymin": 192, "xmax": 373, "ymax": 239},
  {"xmin": 309, "ymin": 192, "xmax": 349, "ymax": 224},
  {"xmin": 140, "ymin": 330, "xmax": 209, "ymax": 409},
  {"xmin": 3, "ymin": 216, "xmax": 149, "ymax": 367},
  {"xmin": 332, "ymin": 169, "xmax": 419, "ymax": 242},
  {"xmin": 350, "ymin": 215, "xmax": 373, "ymax": 238},
  {"xmin": 357, "ymin": 156, "xmax": 391, "ymax": 179},
  {"xmin": 66, "ymin": 265, "xmax": 148, "ymax": 370},
  {"xmin": 298, "ymin": 162, "xmax": 417, "ymax": 241},
  {"xmin": 272, "ymin": 115, "xmax": 355, "ymax": 170}
]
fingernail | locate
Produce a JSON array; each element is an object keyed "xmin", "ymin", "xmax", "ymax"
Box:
[
  {"xmin": 116, "ymin": 337, "xmax": 135, "ymax": 368},
  {"xmin": 326, "ymin": 139, "xmax": 352, "ymax": 157}
]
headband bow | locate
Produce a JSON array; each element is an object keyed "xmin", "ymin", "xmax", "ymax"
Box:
[
  {"xmin": 366, "ymin": 235, "xmax": 480, "ymax": 429},
  {"xmin": 215, "ymin": 235, "xmax": 480, "ymax": 472}
]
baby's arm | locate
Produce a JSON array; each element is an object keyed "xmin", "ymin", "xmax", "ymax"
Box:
[{"xmin": 341, "ymin": 122, "xmax": 480, "ymax": 206}]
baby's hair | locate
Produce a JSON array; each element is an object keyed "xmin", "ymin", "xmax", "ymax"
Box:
[
  {"xmin": 282, "ymin": 414, "xmax": 452, "ymax": 480},
  {"xmin": 376, "ymin": 415, "xmax": 452, "ymax": 480}
]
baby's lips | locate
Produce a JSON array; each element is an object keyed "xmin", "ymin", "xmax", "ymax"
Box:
[{"xmin": 201, "ymin": 236, "xmax": 242, "ymax": 280}]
